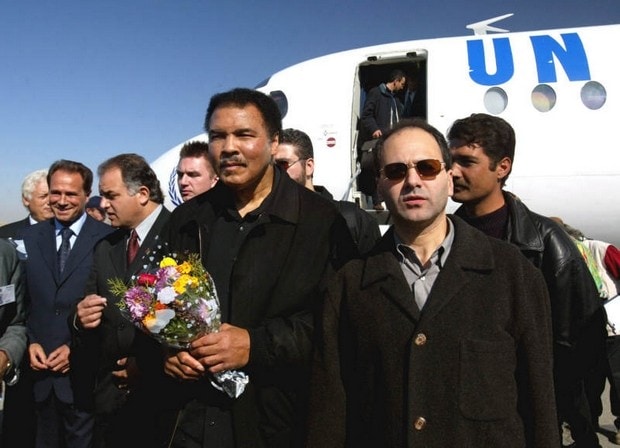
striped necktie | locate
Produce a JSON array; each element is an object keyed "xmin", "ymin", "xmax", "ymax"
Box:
[{"xmin": 58, "ymin": 227, "xmax": 73, "ymax": 273}]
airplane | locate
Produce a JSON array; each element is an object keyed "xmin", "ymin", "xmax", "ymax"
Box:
[{"xmin": 150, "ymin": 15, "xmax": 620, "ymax": 245}]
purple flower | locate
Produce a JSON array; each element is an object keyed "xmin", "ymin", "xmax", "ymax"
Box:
[{"xmin": 125, "ymin": 286, "xmax": 152, "ymax": 321}]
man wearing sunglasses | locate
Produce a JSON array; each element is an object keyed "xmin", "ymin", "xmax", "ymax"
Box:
[
  {"xmin": 275, "ymin": 128, "xmax": 381, "ymax": 254},
  {"xmin": 448, "ymin": 113, "xmax": 606, "ymax": 448},
  {"xmin": 306, "ymin": 118, "xmax": 559, "ymax": 447}
]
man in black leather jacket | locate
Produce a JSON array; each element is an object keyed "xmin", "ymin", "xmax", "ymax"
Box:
[
  {"xmin": 447, "ymin": 113, "xmax": 606, "ymax": 448},
  {"xmin": 275, "ymin": 128, "xmax": 381, "ymax": 255}
]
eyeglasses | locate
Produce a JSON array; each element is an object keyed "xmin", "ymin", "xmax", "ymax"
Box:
[
  {"xmin": 275, "ymin": 159, "xmax": 305, "ymax": 170},
  {"xmin": 380, "ymin": 159, "xmax": 445, "ymax": 180}
]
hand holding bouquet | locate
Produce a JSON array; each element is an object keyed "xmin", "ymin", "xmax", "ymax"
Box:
[{"xmin": 108, "ymin": 253, "xmax": 249, "ymax": 398}]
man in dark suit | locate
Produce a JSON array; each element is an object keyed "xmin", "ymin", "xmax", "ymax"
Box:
[
  {"xmin": 0, "ymin": 169, "xmax": 54, "ymax": 239},
  {"xmin": 306, "ymin": 119, "xmax": 560, "ymax": 447},
  {"xmin": 71, "ymin": 153, "xmax": 174, "ymax": 448},
  {"xmin": 23, "ymin": 160, "xmax": 112, "ymax": 448}
]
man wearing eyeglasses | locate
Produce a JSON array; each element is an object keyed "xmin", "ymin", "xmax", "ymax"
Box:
[
  {"xmin": 306, "ymin": 118, "xmax": 560, "ymax": 447},
  {"xmin": 447, "ymin": 113, "xmax": 606, "ymax": 448},
  {"xmin": 275, "ymin": 128, "xmax": 381, "ymax": 254}
]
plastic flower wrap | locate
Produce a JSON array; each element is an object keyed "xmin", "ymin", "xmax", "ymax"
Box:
[{"xmin": 108, "ymin": 252, "xmax": 249, "ymax": 398}]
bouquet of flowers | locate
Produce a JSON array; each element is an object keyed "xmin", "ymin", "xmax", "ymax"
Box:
[{"xmin": 108, "ymin": 252, "xmax": 249, "ymax": 398}]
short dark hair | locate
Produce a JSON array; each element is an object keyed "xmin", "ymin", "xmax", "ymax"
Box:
[
  {"xmin": 179, "ymin": 141, "xmax": 209, "ymax": 159},
  {"xmin": 447, "ymin": 113, "xmax": 515, "ymax": 184},
  {"xmin": 48, "ymin": 160, "xmax": 93, "ymax": 194},
  {"xmin": 98, "ymin": 153, "xmax": 164, "ymax": 204},
  {"xmin": 280, "ymin": 128, "xmax": 313, "ymax": 160},
  {"xmin": 205, "ymin": 88, "xmax": 282, "ymax": 140},
  {"xmin": 388, "ymin": 69, "xmax": 406, "ymax": 83},
  {"xmin": 373, "ymin": 118, "xmax": 451, "ymax": 175}
]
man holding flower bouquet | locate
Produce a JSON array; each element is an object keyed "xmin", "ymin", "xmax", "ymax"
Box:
[{"xmin": 164, "ymin": 88, "xmax": 357, "ymax": 448}]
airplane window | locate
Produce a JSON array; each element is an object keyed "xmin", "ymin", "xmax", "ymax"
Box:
[
  {"xmin": 269, "ymin": 90, "xmax": 288, "ymax": 119},
  {"xmin": 581, "ymin": 81, "xmax": 606, "ymax": 110},
  {"xmin": 531, "ymin": 84, "xmax": 556, "ymax": 112},
  {"xmin": 483, "ymin": 87, "xmax": 508, "ymax": 114}
]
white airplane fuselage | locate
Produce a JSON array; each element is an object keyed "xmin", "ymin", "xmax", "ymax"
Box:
[{"xmin": 151, "ymin": 23, "xmax": 620, "ymax": 245}]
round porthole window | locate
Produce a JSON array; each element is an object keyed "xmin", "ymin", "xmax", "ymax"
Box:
[
  {"xmin": 531, "ymin": 84, "xmax": 557, "ymax": 112},
  {"xmin": 483, "ymin": 87, "xmax": 508, "ymax": 114},
  {"xmin": 269, "ymin": 90, "xmax": 289, "ymax": 119},
  {"xmin": 581, "ymin": 81, "xmax": 606, "ymax": 110}
]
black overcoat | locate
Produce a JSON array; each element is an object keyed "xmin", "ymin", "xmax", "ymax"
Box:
[
  {"xmin": 166, "ymin": 170, "xmax": 357, "ymax": 447},
  {"xmin": 307, "ymin": 217, "xmax": 560, "ymax": 448}
]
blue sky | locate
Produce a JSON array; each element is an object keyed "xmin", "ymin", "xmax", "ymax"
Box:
[{"xmin": 1, "ymin": 0, "xmax": 619, "ymax": 223}]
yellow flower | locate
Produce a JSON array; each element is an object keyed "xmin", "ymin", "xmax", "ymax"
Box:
[
  {"xmin": 160, "ymin": 257, "xmax": 177, "ymax": 268},
  {"xmin": 173, "ymin": 274, "xmax": 198, "ymax": 294},
  {"xmin": 177, "ymin": 261, "xmax": 192, "ymax": 275}
]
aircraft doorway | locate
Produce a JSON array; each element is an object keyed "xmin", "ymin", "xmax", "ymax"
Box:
[{"xmin": 352, "ymin": 54, "xmax": 427, "ymax": 210}]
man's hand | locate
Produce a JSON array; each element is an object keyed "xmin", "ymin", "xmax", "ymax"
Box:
[
  {"xmin": 372, "ymin": 130, "xmax": 383, "ymax": 139},
  {"xmin": 46, "ymin": 344, "xmax": 70, "ymax": 374},
  {"xmin": 111, "ymin": 357, "xmax": 141, "ymax": 390},
  {"xmin": 164, "ymin": 350, "xmax": 204, "ymax": 381},
  {"xmin": 76, "ymin": 294, "xmax": 107, "ymax": 329},
  {"xmin": 29, "ymin": 343, "xmax": 48, "ymax": 371},
  {"xmin": 189, "ymin": 323, "xmax": 250, "ymax": 373},
  {"xmin": 0, "ymin": 350, "xmax": 10, "ymax": 380}
]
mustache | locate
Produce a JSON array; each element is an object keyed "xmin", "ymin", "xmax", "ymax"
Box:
[
  {"xmin": 218, "ymin": 156, "xmax": 245, "ymax": 167},
  {"xmin": 453, "ymin": 181, "xmax": 468, "ymax": 189}
]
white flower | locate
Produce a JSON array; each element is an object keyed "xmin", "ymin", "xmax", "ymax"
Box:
[
  {"xmin": 157, "ymin": 286, "xmax": 177, "ymax": 304},
  {"xmin": 144, "ymin": 309, "xmax": 175, "ymax": 333}
]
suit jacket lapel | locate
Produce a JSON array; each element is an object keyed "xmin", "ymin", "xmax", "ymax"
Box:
[
  {"xmin": 126, "ymin": 208, "xmax": 171, "ymax": 279},
  {"xmin": 59, "ymin": 217, "xmax": 103, "ymax": 283},
  {"xmin": 362, "ymin": 229, "xmax": 421, "ymax": 323},
  {"xmin": 36, "ymin": 221, "xmax": 60, "ymax": 284}
]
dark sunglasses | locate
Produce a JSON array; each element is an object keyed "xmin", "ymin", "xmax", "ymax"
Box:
[
  {"xmin": 380, "ymin": 159, "xmax": 445, "ymax": 180},
  {"xmin": 275, "ymin": 159, "xmax": 305, "ymax": 170}
]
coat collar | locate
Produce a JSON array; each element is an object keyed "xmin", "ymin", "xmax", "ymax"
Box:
[
  {"xmin": 360, "ymin": 216, "xmax": 496, "ymax": 324},
  {"xmin": 503, "ymin": 191, "xmax": 545, "ymax": 253},
  {"xmin": 193, "ymin": 166, "xmax": 302, "ymax": 225}
]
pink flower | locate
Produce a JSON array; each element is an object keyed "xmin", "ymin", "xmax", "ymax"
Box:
[{"xmin": 124, "ymin": 286, "xmax": 152, "ymax": 321}]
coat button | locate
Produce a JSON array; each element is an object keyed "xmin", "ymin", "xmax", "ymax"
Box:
[
  {"xmin": 413, "ymin": 416, "xmax": 427, "ymax": 430},
  {"xmin": 414, "ymin": 333, "xmax": 427, "ymax": 346}
]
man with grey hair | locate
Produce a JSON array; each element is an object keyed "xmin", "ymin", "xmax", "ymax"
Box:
[
  {"xmin": 71, "ymin": 153, "xmax": 174, "ymax": 447},
  {"xmin": 0, "ymin": 169, "xmax": 54, "ymax": 239}
]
